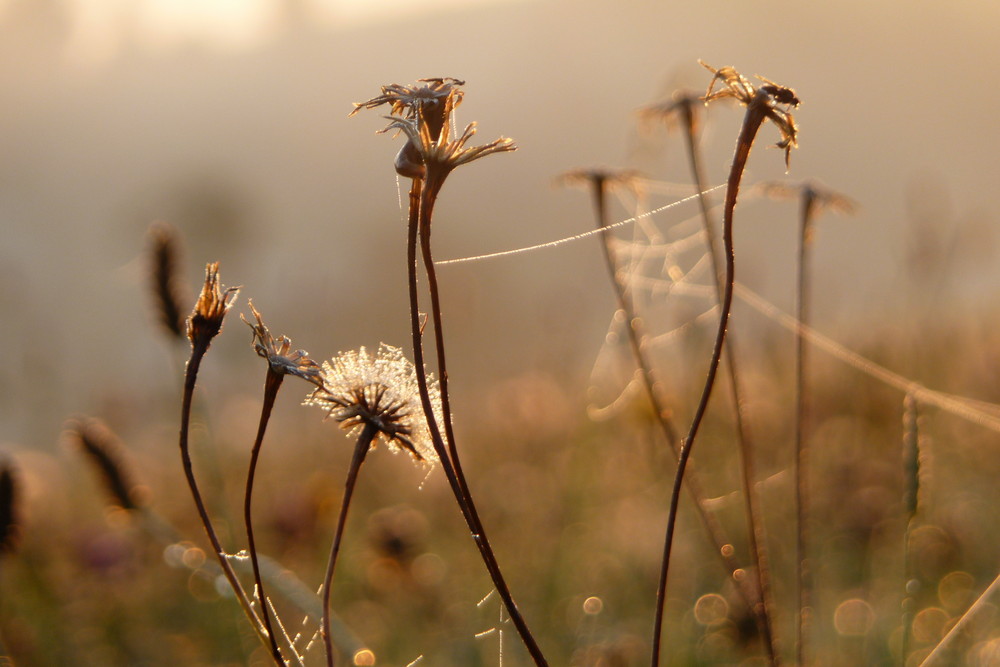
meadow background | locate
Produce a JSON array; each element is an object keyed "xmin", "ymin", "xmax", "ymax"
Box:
[{"xmin": 2, "ymin": 0, "xmax": 1000, "ymax": 664}]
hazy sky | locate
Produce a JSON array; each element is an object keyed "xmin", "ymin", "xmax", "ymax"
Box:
[{"xmin": 2, "ymin": 0, "xmax": 999, "ymax": 446}]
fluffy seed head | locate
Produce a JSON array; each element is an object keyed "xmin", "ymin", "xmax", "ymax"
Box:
[{"xmin": 305, "ymin": 344, "xmax": 441, "ymax": 465}]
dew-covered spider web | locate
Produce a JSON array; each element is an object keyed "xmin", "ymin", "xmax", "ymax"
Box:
[{"xmin": 436, "ymin": 178, "xmax": 1000, "ymax": 437}]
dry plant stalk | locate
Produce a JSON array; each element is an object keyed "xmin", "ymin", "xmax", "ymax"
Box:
[
  {"xmin": 561, "ymin": 166, "xmax": 778, "ymax": 662},
  {"xmin": 651, "ymin": 63, "xmax": 799, "ymax": 667},
  {"xmin": 352, "ymin": 78, "xmax": 547, "ymax": 666},
  {"xmin": 642, "ymin": 92, "xmax": 780, "ymax": 665},
  {"xmin": 305, "ymin": 344, "xmax": 440, "ymax": 666},
  {"xmin": 759, "ymin": 178, "xmax": 855, "ymax": 665},
  {"xmin": 177, "ymin": 263, "xmax": 276, "ymax": 658},
  {"xmin": 241, "ymin": 301, "xmax": 323, "ymax": 664}
]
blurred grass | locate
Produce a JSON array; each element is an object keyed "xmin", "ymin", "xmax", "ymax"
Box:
[{"xmin": 2, "ymin": 298, "xmax": 1000, "ymax": 665}]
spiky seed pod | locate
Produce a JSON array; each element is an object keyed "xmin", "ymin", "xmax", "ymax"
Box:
[{"xmin": 186, "ymin": 262, "xmax": 239, "ymax": 349}]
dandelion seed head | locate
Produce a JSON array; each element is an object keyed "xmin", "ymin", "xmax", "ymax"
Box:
[{"xmin": 305, "ymin": 344, "xmax": 440, "ymax": 466}]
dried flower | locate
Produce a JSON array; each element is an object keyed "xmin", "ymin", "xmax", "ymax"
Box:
[
  {"xmin": 352, "ymin": 78, "xmax": 515, "ymax": 179},
  {"xmin": 756, "ymin": 180, "xmax": 857, "ymax": 216},
  {"xmin": 639, "ymin": 89, "xmax": 705, "ymax": 136},
  {"xmin": 241, "ymin": 301, "xmax": 323, "ymax": 387},
  {"xmin": 557, "ymin": 167, "xmax": 644, "ymax": 198},
  {"xmin": 186, "ymin": 262, "xmax": 239, "ymax": 348},
  {"xmin": 700, "ymin": 61, "xmax": 800, "ymax": 167},
  {"xmin": 305, "ymin": 344, "xmax": 441, "ymax": 464},
  {"xmin": 384, "ymin": 114, "xmax": 516, "ymax": 180}
]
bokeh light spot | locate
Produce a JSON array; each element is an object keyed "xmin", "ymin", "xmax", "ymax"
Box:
[
  {"xmin": 833, "ymin": 598, "xmax": 874, "ymax": 636},
  {"xmin": 694, "ymin": 593, "xmax": 728, "ymax": 626},
  {"xmin": 353, "ymin": 648, "xmax": 376, "ymax": 666}
]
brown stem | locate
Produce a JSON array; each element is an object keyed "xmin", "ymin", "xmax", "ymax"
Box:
[
  {"xmin": 406, "ymin": 175, "xmax": 548, "ymax": 666},
  {"xmin": 651, "ymin": 101, "xmax": 765, "ymax": 666},
  {"xmin": 589, "ymin": 174, "xmax": 773, "ymax": 654},
  {"xmin": 245, "ymin": 369, "xmax": 285, "ymax": 665},
  {"xmin": 179, "ymin": 343, "xmax": 271, "ymax": 656},
  {"xmin": 796, "ymin": 191, "xmax": 816, "ymax": 667},
  {"xmin": 321, "ymin": 422, "xmax": 376, "ymax": 667},
  {"xmin": 680, "ymin": 105, "xmax": 779, "ymax": 666}
]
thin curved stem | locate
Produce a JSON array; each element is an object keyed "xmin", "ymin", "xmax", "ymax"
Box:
[
  {"xmin": 680, "ymin": 108, "xmax": 779, "ymax": 666},
  {"xmin": 589, "ymin": 175, "xmax": 771, "ymax": 650},
  {"xmin": 417, "ymin": 173, "xmax": 547, "ymax": 666},
  {"xmin": 321, "ymin": 423, "xmax": 376, "ymax": 667},
  {"xmin": 651, "ymin": 105, "xmax": 763, "ymax": 666},
  {"xmin": 795, "ymin": 193, "xmax": 817, "ymax": 667},
  {"xmin": 245, "ymin": 370, "xmax": 285, "ymax": 665},
  {"xmin": 179, "ymin": 344, "xmax": 271, "ymax": 655}
]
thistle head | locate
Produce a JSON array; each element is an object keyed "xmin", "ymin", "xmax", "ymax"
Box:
[
  {"xmin": 305, "ymin": 344, "xmax": 441, "ymax": 465},
  {"xmin": 700, "ymin": 61, "xmax": 800, "ymax": 167},
  {"xmin": 186, "ymin": 262, "xmax": 239, "ymax": 349},
  {"xmin": 241, "ymin": 301, "xmax": 323, "ymax": 387}
]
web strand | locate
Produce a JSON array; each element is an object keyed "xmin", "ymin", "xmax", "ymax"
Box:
[{"xmin": 435, "ymin": 185, "xmax": 726, "ymax": 265}]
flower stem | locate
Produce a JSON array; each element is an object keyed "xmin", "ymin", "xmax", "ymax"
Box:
[
  {"xmin": 795, "ymin": 190, "xmax": 816, "ymax": 667},
  {"xmin": 651, "ymin": 100, "xmax": 765, "ymax": 666},
  {"xmin": 179, "ymin": 343, "xmax": 271, "ymax": 658},
  {"xmin": 589, "ymin": 173, "xmax": 774, "ymax": 658},
  {"xmin": 321, "ymin": 422, "xmax": 376, "ymax": 667},
  {"xmin": 406, "ymin": 177, "xmax": 548, "ymax": 666},
  {"xmin": 679, "ymin": 106, "xmax": 779, "ymax": 666},
  {"xmin": 245, "ymin": 369, "xmax": 285, "ymax": 665}
]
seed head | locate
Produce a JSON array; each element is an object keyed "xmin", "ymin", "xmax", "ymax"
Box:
[
  {"xmin": 305, "ymin": 344, "xmax": 441, "ymax": 465},
  {"xmin": 639, "ymin": 90, "xmax": 705, "ymax": 136},
  {"xmin": 352, "ymin": 78, "xmax": 515, "ymax": 180},
  {"xmin": 186, "ymin": 262, "xmax": 239, "ymax": 348},
  {"xmin": 558, "ymin": 167, "xmax": 644, "ymax": 198},
  {"xmin": 700, "ymin": 61, "xmax": 800, "ymax": 167},
  {"xmin": 756, "ymin": 180, "xmax": 857, "ymax": 216},
  {"xmin": 241, "ymin": 301, "xmax": 323, "ymax": 387}
]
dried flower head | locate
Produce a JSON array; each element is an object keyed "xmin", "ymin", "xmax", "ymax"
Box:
[
  {"xmin": 639, "ymin": 89, "xmax": 705, "ymax": 136},
  {"xmin": 384, "ymin": 114, "xmax": 516, "ymax": 180},
  {"xmin": 756, "ymin": 180, "xmax": 857, "ymax": 216},
  {"xmin": 241, "ymin": 301, "xmax": 323, "ymax": 387},
  {"xmin": 305, "ymin": 344, "xmax": 441, "ymax": 464},
  {"xmin": 186, "ymin": 262, "xmax": 239, "ymax": 348},
  {"xmin": 352, "ymin": 78, "xmax": 515, "ymax": 179},
  {"xmin": 700, "ymin": 61, "xmax": 800, "ymax": 167},
  {"xmin": 557, "ymin": 167, "xmax": 644, "ymax": 198}
]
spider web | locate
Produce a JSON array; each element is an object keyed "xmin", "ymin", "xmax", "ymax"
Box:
[{"xmin": 436, "ymin": 179, "xmax": 1000, "ymax": 435}]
